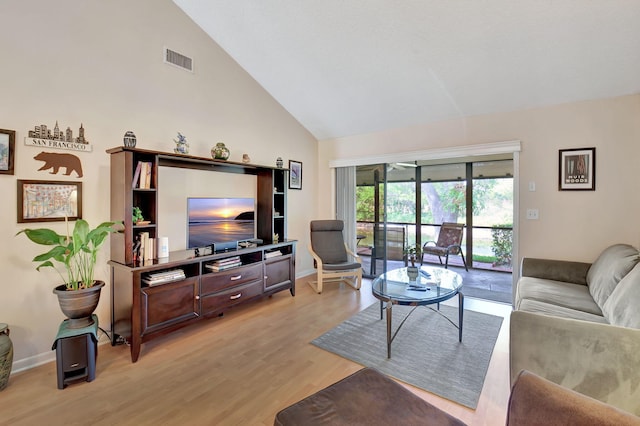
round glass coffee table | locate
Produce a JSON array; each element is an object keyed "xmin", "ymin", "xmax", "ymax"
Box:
[{"xmin": 371, "ymin": 266, "xmax": 464, "ymax": 358}]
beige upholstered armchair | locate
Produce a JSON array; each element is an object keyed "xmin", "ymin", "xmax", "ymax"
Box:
[
  {"xmin": 307, "ymin": 220, "xmax": 362, "ymax": 293},
  {"xmin": 421, "ymin": 222, "xmax": 468, "ymax": 271}
]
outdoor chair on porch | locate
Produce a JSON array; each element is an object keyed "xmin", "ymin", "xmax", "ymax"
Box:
[
  {"xmin": 308, "ymin": 220, "xmax": 362, "ymax": 294},
  {"xmin": 421, "ymin": 222, "xmax": 468, "ymax": 271}
]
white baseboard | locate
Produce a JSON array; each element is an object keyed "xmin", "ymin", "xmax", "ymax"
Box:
[
  {"xmin": 11, "ymin": 351, "xmax": 55, "ymax": 374},
  {"xmin": 296, "ymin": 269, "xmax": 316, "ymax": 280},
  {"xmin": 11, "ymin": 330, "xmax": 112, "ymax": 375}
]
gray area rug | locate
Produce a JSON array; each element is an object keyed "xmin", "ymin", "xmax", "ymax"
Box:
[{"xmin": 311, "ymin": 303, "xmax": 503, "ymax": 409}]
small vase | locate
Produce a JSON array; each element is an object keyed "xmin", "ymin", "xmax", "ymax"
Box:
[
  {"xmin": 407, "ymin": 266, "xmax": 419, "ymax": 281},
  {"xmin": 123, "ymin": 131, "xmax": 137, "ymax": 148},
  {"xmin": 212, "ymin": 143, "xmax": 230, "ymax": 160},
  {"xmin": 0, "ymin": 323, "xmax": 12, "ymax": 391}
]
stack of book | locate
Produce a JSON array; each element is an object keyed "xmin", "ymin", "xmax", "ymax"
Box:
[
  {"xmin": 265, "ymin": 250, "xmax": 283, "ymax": 259},
  {"xmin": 132, "ymin": 161, "xmax": 153, "ymax": 189},
  {"xmin": 137, "ymin": 232, "xmax": 155, "ymax": 261},
  {"xmin": 142, "ymin": 269, "xmax": 186, "ymax": 286},
  {"xmin": 206, "ymin": 256, "xmax": 241, "ymax": 272}
]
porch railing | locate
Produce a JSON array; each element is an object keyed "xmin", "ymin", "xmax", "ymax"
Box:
[{"xmin": 356, "ymin": 221, "xmax": 513, "ymax": 272}]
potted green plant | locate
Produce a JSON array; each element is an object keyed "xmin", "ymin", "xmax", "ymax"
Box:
[
  {"xmin": 405, "ymin": 244, "xmax": 421, "ymax": 280},
  {"xmin": 17, "ymin": 219, "xmax": 120, "ymax": 328},
  {"xmin": 132, "ymin": 206, "xmax": 144, "ymax": 224}
]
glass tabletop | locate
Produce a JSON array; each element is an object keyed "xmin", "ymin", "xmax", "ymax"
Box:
[{"xmin": 372, "ymin": 266, "xmax": 463, "ymax": 305}]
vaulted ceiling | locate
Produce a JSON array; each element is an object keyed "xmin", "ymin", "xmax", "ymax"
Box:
[{"xmin": 173, "ymin": 1, "xmax": 640, "ymax": 141}]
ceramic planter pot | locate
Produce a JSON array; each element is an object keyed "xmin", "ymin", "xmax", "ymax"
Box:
[
  {"xmin": 0, "ymin": 324, "xmax": 12, "ymax": 391},
  {"xmin": 406, "ymin": 266, "xmax": 419, "ymax": 281},
  {"xmin": 53, "ymin": 281, "xmax": 104, "ymax": 329}
]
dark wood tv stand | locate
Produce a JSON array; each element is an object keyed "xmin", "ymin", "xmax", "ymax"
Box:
[
  {"xmin": 107, "ymin": 147, "xmax": 294, "ymax": 362},
  {"xmin": 109, "ymin": 242, "xmax": 295, "ymax": 362}
]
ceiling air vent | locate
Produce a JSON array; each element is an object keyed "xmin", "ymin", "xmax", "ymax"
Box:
[{"xmin": 164, "ymin": 47, "xmax": 193, "ymax": 72}]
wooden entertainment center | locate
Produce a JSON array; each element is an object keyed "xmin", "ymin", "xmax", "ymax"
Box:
[{"xmin": 107, "ymin": 147, "xmax": 295, "ymax": 362}]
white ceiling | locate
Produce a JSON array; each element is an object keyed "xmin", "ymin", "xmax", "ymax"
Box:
[{"xmin": 173, "ymin": 1, "xmax": 640, "ymax": 141}]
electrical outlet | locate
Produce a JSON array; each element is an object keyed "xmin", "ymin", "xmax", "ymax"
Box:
[{"xmin": 526, "ymin": 209, "xmax": 539, "ymax": 220}]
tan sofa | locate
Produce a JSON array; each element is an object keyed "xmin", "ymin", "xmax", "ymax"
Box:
[{"xmin": 510, "ymin": 244, "xmax": 640, "ymax": 416}]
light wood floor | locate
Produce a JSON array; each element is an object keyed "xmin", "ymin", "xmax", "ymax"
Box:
[{"xmin": 2, "ymin": 276, "xmax": 512, "ymax": 426}]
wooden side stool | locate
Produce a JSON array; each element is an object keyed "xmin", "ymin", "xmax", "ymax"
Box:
[{"xmin": 52, "ymin": 315, "xmax": 98, "ymax": 389}]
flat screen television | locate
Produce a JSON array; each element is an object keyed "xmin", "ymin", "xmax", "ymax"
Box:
[{"xmin": 187, "ymin": 197, "xmax": 255, "ymax": 249}]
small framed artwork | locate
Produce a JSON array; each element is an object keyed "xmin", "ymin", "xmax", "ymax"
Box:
[
  {"xmin": 17, "ymin": 180, "xmax": 82, "ymax": 223},
  {"xmin": 289, "ymin": 160, "xmax": 303, "ymax": 190},
  {"xmin": 0, "ymin": 128, "xmax": 15, "ymax": 175},
  {"xmin": 559, "ymin": 147, "xmax": 596, "ymax": 191}
]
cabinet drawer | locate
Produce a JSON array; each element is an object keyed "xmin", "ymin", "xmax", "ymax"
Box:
[
  {"xmin": 201, "ymin": 280, "xmax": 263, "ymax": 314},
  {"xmin": 201, "ymin": 262, "xmax": 263, "ymax": 294}
]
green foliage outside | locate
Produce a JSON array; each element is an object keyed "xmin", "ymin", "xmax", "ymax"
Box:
[
  {"xmin": 472, "ymin": 254, "xmax": 496, "ymax": 264},
  {"xmin": 356, "ymin": 177, "xmax": 513, "ymax": 270},
  {"xmin": 356, "ymin": 180, "xmax": 499, "ymax": 225},
  {"xmin": 491, "ymin": 224, "xmax": 513, "ymax": 267}
]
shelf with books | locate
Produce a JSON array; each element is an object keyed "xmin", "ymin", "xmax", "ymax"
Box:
[
  {"xmin": 201, "ymin": 250, "xmax": 262, "ymax": 274},
  {"xmin": 265, "ymin": 243, "xmax": 293, "ymax": 258},
  {"xmin": 132, "ymin": 160, "xmax": 154, "ymax": 189},
  {"xmin": 108, "ymin": 146, "xmax": 296, "ymax": 363},
  {"xmin": 141, "ymin": 268, "xmax": 186, "ymax": 287},
  {"xmin": 205, "ymin": 256, "xmax": 242, "ymax": 272}
]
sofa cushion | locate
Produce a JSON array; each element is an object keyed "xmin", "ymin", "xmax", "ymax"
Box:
[
  {"xmin": 516, "ymin": 277, "xmax": 603, "ymax": 316},
  {"xmin": 518, "ymin": 299, "xmax": 608, "ymax": 323},
  {"xmin": 602, "ymin": 263, "xmax": 640, "ymax": 329},
  {"xmin": 587, "ymin": 244, "xmax": 640, "ymax": 308}
]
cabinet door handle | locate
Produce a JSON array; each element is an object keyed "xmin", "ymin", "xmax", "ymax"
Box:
[
  {"xmin": 230, "ymin": 293, "xmax": 242, "ymax": 300},
  {"xmin": 230, "ymin": 275, "xmax": 242, "ymax": 281},
  {"xmin": 195, "ymin": 295, "xmax": 200, "ymax": 300}
]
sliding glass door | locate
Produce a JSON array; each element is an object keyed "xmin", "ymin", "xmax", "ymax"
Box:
[{"xmin": 356, "ymin": 157, "xmax": 513, "ymax": 279}]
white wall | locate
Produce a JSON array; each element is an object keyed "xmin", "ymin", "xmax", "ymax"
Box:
[
  {"xmin": 1, "ymin": 0, "xmax": 317, "ymax": 369},
  {"xmin": 318, "ymin": 94, "xmax": 640, "ymax": 263}
]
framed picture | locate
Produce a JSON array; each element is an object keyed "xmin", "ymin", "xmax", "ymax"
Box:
[
  {"xmin": 17, "ymin": 180, "xmax": 82, "ymax": 223},
  {"xmin": 559, "ymin": 148, "xmax": 596, "ymax": 191},
  {"xmin": 0, "ymin": 128, "xmax": 15, "ymax": 175},
  {"xmin": 288, "ymin": 160, "xmax": 303, "ymax": 190}
]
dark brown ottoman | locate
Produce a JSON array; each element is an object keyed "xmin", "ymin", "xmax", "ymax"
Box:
[{"xmin": 274, "ymin": 368, "xmax": 466, "ymax": 425}]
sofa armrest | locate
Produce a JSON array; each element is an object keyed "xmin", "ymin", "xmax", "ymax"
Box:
[
  {"xmin": 507, "ymin": 370, "xmax": 640, "ymax": 425},
  {"xmin": 521, "ymin": 257, "xmax": 591, "ymax": 285},
  {"xmin": 510, "ymin": 310, "xmax": 640, "ymax": 416}
]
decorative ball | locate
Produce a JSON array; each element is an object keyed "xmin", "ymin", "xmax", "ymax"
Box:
[
  {"xmin": 242, "ymin": 154, "xmax": 250, "ymax": 163},
  {"xmin": 123, "ymin": 131, "xmax": 137, "ymax": 148}
]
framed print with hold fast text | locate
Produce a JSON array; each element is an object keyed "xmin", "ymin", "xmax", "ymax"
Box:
[{"xmin": 559, "ymin": 147, "xmax": 595, "ymax": 191}]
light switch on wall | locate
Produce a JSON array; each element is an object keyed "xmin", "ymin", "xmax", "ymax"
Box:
[
  {"xmin": 528, "ymin": 181, "xmax": 536, "ymax": 191},
  {"xmin": 526, "ymin": 209, "xmax": 539, "ymax": 220}
]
